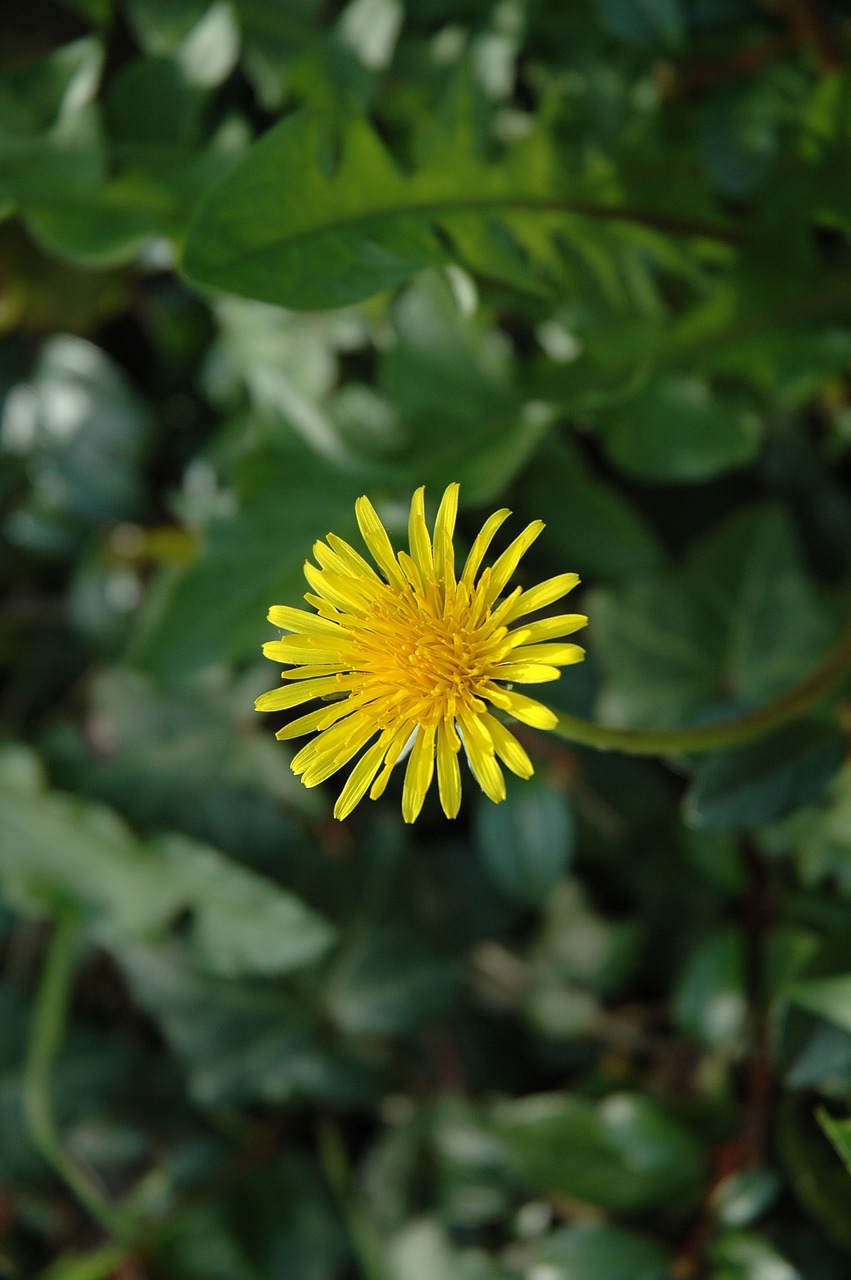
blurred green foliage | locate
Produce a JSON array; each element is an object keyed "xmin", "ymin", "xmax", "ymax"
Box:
[{"xmin": 1, "ymin": 1, "xmax": 851, "ymax": 1277}]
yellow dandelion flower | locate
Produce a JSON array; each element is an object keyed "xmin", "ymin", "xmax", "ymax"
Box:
[{"xmin": 255, "ymin": 483, "xmax": 586, "ymax": 823}]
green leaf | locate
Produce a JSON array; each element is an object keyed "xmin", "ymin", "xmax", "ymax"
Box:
[
  {"xmin": 595, "ymin": 0, "xmax": 685, "ymax": 50},
  {"xmin": 325, "ymin": 927, "xmax": 458, "ymax": 1034},
  {"xmin": 597, "ymin": 374, "xmax": 762, "ymax": 482},
  {"xmin": 685, "ymin": 507, "xmax": 835, "ymax": 704},
  {"xmin": 517, "ymin": 436, "xmax": 664, "ymax": 579},
  {"xmin": 709, "ymin": 1168, "xmax": 782, "ymax": 1228},
  {"xmin": 777, "ymin": 1095, "xmax": 851, "ymax": 1255},
  {"xmin": 374, "ymin": 272, "xmax": 549, "ymax": 501},
  {"xmin": 104, "ymin": 55, "xmax": 207, "ymax": 146},
  {"xmin": 0, "ymin": 38, "xmax": 105, "ymax": 211},
  {"xmin": 474, "ymin": 777, "xmax": 574, "ymax": 907},
  {"xmin": 116, "ymin": 941, "xmax": 383, "ymax": 1105},
  {"xmin": 536, "ymin": 1223, "xmax": 669, "ymax": 1280},
  {"xmin": 160, "ymin": 1154, "xmax": 346, "ymax": 1280},
  {"xmin": 387, "ymin": 1220, "xmax": 511, "ymax": 1280},
  {"xmin": 709, "ymin": 1231, "xmax": 805, "ymax": 1280},
  {"xmin": 182, "ymin": 108, "xmax": 613, "ymax": 309},
  {"xmin": 673, "ymin": 927, "xmax": 747, "ymax": 1047},
  {"xmin": 33, "ymin": 1243, "xmax": 131, "ymax": 1280},
  {"xmin": 17, "ymin": 39, "xmax": 242, "ymax": 267},
  {"xmin": 787, "ymin": 974, "xmax": 851, "ymax": 1037},
  {"xmin": 123, "ymin": 0, "xmax": 210, "ymax": 52},
  {"xmin": 817, "ymin": 1108, "xmax": 851, "ymax": 1176},
  {"xmin": 592, "ymin": 506, "xmax": 836, "ymax": 729},
  {"xmin": 182, "ymin": 110, "xmax": 441, "ymax": 308},
  {"xmin": 130, "ymin": 448, "xmax": 363, "ymax": 675},
  {"xmin": 0, "ymin": 748, "xmax": 334, "ymax": 976},
  {"xmin": 684, "ymin": 722, "xmax": 846, "ymax": 830},
  {"xmin": 0, "ymin": 37, "xmax": 102, "ymax": 141},
  {"xmin": 3, "ymin": 335, "xmax": 153, "ymax": 555},
  {"xmin": 44, "ymin": 667, "xmax": 311, "ymax": 867},
  {"xmin": 26, "ymin": 119, "xmax": 242, "ymax": 268},
  {"xmin": 490, "ymin": 1091, "xmax": 704, "ymax": 1211}
]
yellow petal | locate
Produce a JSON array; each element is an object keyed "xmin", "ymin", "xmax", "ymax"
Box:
[
  {"xmin": 500, "ymin": 642, "xmax": 585, "ymax": 667},
  {"xmin": 437, "ymin": 719, "xmax": 462, "ymax": 818},
  {"xmin": 278, "ymin": 665, "xmax": 343, "ymax": 681},
  {"xmin": 457, "ymin": 708, "xmax": 492, "ymax": 752},
  {"xmin": 300, "ymin": 719, "xmax": 377, "ymax": 786},
  {"xmin": 460, "ymin": 508, "xmax": 511, "ymax": 586},
  {"xmin": 292, "ymin": 707, "xmax": 373, "ymax": 774},
  {"xmin": 355, "ymin": 495, "xmax": 407, "ymax": 589},
  {"xmin": 482, "ymin": 521, "xmax": 545, "ymax": 607},
  {"xmin": 268, "ymin": 604, "xmax": 343, "ymax": 636},
  {"xmin": 432, "ymin": 482, "xmax": 459, "ymax": 588},
  {"xmin": 503, "ymin": 573, "xmax": 580, "ymax": 622},
  {"xmin": 303, "ymin": 563, "xmax": 373, "ymax": 613},
  {"xmin": 491, "ymin": 688, "xmax": 559, "ymax": 730},
  {"xmin": 493, "ymin": 663, "xmax": 561, "ymax": 683},
  {"xmin": 263, "ymin": 636, "xmax": 345, "ymax": 665},
  {"xmin": 407, "ymin": 485, "xmax": 434, "ymax": 578},
  {"xmin": 275, "ymin": 700, "xmax": 355, "ymax": 740},
  {"xmin": 303, "ymin": 593, "xmax": 345, "ymax": 622},
  {"xmin": 483, "ymin": 715, "xmax": 534, "ymax": 778},
  {"xmin": 325, "ymin": 533, "xmax": 383, "ymax": 581},
  {"xmin": 401, "ymin": 723, "xmax": 437, "ymax": 823},
  {"xmin": 397, "ymin": 549, "xmax": 425, "ymax": 594},
  {"xmin": 255, "ymin": 675, "xmax": 349, "ymax": 712},
  {"xmin": 459, "ymin": 722, "xmax": 506, "ymax": 804},
  {"xmin": 508, "ymin": 614, "xmax": 588, "ymax": 645},
  {"xmin": 334, "ymin": 737, "xmax": 391, "ymax": 820},
  {"xmin": 369, "ymin": 723, "xmax": 415, "ymax": 799}
]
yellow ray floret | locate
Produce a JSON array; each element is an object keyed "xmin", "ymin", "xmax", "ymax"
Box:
[{"xmin": 255, "ymin": 483, "xmax": 586, "ymax": 823}]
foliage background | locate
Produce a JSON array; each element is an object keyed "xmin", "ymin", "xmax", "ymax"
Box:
[{"xmin": 2, "ymin": 0, "xmax": 851, "ymax": 1276}]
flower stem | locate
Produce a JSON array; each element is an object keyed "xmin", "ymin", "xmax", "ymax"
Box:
[
  {"xmin": 550, "ymin": 620, "xmax": 851, "ymax": 755},
  {"xmin": 23, "ymin": 911, "xmax": 130, "ymax": 1240},
  {"xmin": 316, "ymin": 1119, "xmax": 392, "ymax": 1280}
]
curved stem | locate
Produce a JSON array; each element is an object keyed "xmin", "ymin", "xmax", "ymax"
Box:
[
  {"xmin": 23, "ymin": 911, "xmax": 130, "ymax": 1240},
  {"xmin": 550, "ymin": 620, "xmax": 851, "ymax": 755}
]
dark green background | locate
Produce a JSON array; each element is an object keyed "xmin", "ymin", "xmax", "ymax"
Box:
[{"xmin": 1, "ymin": 1, "xmax": 851, "ymax": 1276}]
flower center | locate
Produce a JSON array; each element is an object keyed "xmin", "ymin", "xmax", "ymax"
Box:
[{"xmin": 341, "ymin": 581, "xmax": 511, "ymax": 727}]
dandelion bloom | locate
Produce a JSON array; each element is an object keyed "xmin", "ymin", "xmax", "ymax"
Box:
[{"xmin": 255, "ymin": 484, "xmax": 586, "ymax": 823}]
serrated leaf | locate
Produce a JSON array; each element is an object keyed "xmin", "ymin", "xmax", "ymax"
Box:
[
  {"xmin": 182, "ymin": 109, "xmax": 627, "ymax": 309},
  {"xmin": 183, "ymin": 110, "xmax": 441, "ymax": 308},
  {"xmin": 684, "ymin": 723, "xmax": 846, "ymax": 830}
]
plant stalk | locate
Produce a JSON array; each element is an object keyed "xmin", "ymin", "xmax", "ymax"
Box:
[
  {"xmin": 550, "ymin": 620, "xmax": 851, "ymax": 755},
  {"xmin": 22, "ymin": 911, "xmax": 130, "ymax": 1240}
]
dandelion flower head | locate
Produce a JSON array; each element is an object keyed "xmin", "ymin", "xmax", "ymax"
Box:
[{"xmin": 255, "ymin": 484, "xmax": 586, "ymax": 823}]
